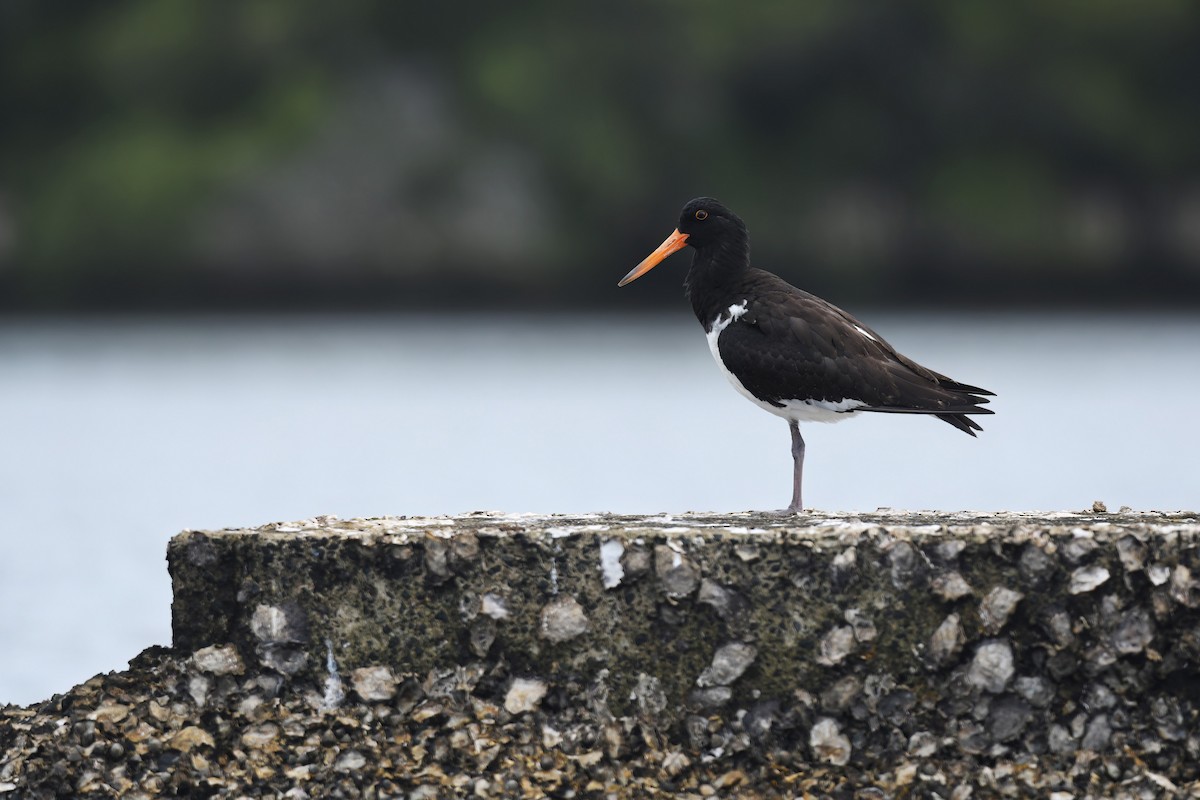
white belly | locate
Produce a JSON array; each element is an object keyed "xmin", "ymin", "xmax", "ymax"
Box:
[{"xmin": 705, "ymin": 303, "xmax": 864, "ymax": 424}]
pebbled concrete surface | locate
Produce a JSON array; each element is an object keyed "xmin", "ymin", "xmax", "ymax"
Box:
[{"xmin": 4, "ymin": 509, "xmax": 1200, "ymax": 797}]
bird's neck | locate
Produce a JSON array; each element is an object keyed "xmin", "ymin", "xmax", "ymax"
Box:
[{"xmin": 685, "ymin": 239, "xmax": 750, "ymax": 327}]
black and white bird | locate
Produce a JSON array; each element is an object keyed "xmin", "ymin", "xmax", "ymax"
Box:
[{"xmin": 618, "ymin": 197, "xmax": 993, "ymax": 513}]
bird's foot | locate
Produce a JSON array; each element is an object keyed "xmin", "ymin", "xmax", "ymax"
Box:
[{"xmin": 764, "ymin": 506, "xmax": 804, "ymax": 517}]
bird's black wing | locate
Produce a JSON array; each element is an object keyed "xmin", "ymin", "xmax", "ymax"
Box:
[{"xmin": 716, "ymin": 270, "xmax": 993, "ymax": 434}]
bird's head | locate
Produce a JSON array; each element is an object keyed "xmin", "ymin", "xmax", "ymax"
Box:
[
  {"xmin": 619, "ymin": 197, "xmax": 748, "ymax": 287},
  {"xmin": 676, "ymin": 197, "xmax": 746, "ymax": 248}
]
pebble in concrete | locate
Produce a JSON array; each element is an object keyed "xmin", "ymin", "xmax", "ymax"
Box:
[
  {"xmin": 908, "ymin": 731, "xmax": 938, "ymax": 757},
  {"xmin": 1116, "ymin": 535, "xmax": 1146, "ymax": 572},
  {"xmin": 470, "ymin": 618, "xmax": 497, "ymax": 658},
  {"xmin": 932, "ymin": 571, "xmax": 974, "ymax": 601},
  {"xmin": 690, "ymin": 686, "xmax": 733, "ymax": 709},
  {"xmin": 1170, "ymin": 565, "xmax": 1198, "ymax": 607},
  {"xmin": 655, "ymin": 544, "xmax": 700, "ymax": 598},
  {"xmin": 620, "ymin": 545, "xmax": 651, "ymax": 580},
  {"xmin": 979, "ymin": 586, "xmax": 1024, "ymax": 634},
  {"xmin": 1018, "ymin": 543, "xmax": 1057, "ymax": 586},
  {"xmin": 844, "ymin": 608, "xmax": 877, "ymax": 643},
  {"xmin": 249, "ymin": 603, "xmax": 309, "ymax": 675},
  {"xmin": 810, "ymin": 718, "xmax": 852, "ymax": 766},
  {"xmin": 987, "ymin": 696, "xmax": 1033, "ymax": 743},
  {"xmin": 821, "ymin": 676, "xmax": 862, "ymax": 713},
  {"xmin": 966, "ymin": 640, "xmax": 1015, "ymax": 694},
  {"xmin": 423, "ymin": 538, "xmax": 450, "ymax": 580},
  {"xmin": 250, "ymin": 604, "xmax": 307, "ymax": 644},
  {"xmin": 599, "ymin": 539, "xmax": 625, "ymax": 589},
  {"xmin": 1109, "ymin": 606, "xmax": 1155, "ymax": 655},
  {"xmin": 1014, "ymin": 675, "xmax": 1056, "ymax": 708},
  {"xmin": 696, "ymin": 642, "xmax": 757, "ymax": 687},
  {"xmin": 191, "ymin": 644, "xmax": 244, "ymax": 676},
  {"xmin": 928, "ymin": 613, "xmax": 964, "ymax": 667},
  {"xmin": 1042, "ymin": 608, "xmax": 1074, "ymax": 648},
  {"xmin": 539, "ymin": 595, "xmax": 590, "ymax": 643},
  {"xmin": 631, "ymin": 673, "xmax": 667, "ymax": 716},
  {"xmin": 697, "ymin": 579, "xmax": 736, "ymax": 618},
  {"xmin": 480, "ymin": 593, "xmax": 510, "ymax": 620},
  {"xmin": 504, "ymin": 677, "xmax": 548, "ymax": 715},
  {"xmin": 816, "ymin": 625, "xmax": 856, "ymax": 667},
  {"xmin": 188, "ymin": 675, "xmax": 210, "ymax": 707},
  {"xmin": 349, "ymin": 666, "xmax": 397, "ymax": 702},
  {"xmin": 240, "ymin": 723, "xmax": 279, "ymax": 748},
  {"xmin": 888, "ymin": 541, "xmax": 924, "ymax": 589},
  {"xmin": 1082, "ymin": 714, "xmax": 1112, "ymax": 751},
  {"xmin": 831, "ymin": 546, "xmax": 856, "ymax": 586},
  {"xmin": 334, "ymin": 750, "xmax": 366, "ymax": 772},
  {"xmin": 1061, "ymin": 536, "xmax": 1099, "ymax": 564},
  {"xmin": 1069, "ymin": 565, "xmax": 1110, "ymax": 594}
]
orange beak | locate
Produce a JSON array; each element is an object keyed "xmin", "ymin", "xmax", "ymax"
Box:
[{"xmin": 618, "ymin": 229, "xmax": 690, "ymax": 287}]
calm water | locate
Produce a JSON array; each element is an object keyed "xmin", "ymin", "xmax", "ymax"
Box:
[{"xmin": 1, "ymin": 312, "xmax": 1198, "ymax": 705}]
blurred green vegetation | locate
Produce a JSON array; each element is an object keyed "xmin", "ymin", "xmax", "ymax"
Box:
[{"xmin": 1, "ymin": 0, "xmax": 1198, "ymax": 310}]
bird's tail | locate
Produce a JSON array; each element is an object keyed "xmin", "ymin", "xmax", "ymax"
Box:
[
  {"xmin": 934, "ymin": 379, "xmax": 994, "ymax": 436},
  {"xmin": 936, "ymin": 411, "xmax": 988, "ymax": 436},
  {"xmin": 861, "ymin": 376, "xmax": 994, "ymax": 436}
]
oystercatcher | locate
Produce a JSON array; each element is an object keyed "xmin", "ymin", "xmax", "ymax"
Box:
[{"xmin": 618, "ymin": 197, "xmax": 993, "ymax": 513}]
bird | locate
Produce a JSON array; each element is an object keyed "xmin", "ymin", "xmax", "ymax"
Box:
[{"xmin": 618, "ymin": 197, "xmax": 993, "ymax": 513}]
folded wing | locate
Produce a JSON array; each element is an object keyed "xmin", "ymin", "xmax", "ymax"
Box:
[{"xmin": 716, "ymin": 271, "xmax": 994, "ymax": 435}]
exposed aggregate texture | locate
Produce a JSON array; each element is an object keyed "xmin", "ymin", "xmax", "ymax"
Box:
[{"xmin": 3, "ymin": 509, "xmax": 1200, "ymax": 798}]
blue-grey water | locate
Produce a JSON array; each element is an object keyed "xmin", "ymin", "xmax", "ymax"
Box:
[{"xmin": 1, "ymin": 312, "xmax": 1198, "ymax": 705}]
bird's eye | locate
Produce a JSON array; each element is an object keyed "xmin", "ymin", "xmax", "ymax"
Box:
[{"xmin": 695, "ymin": 209, "xmax": 708, "ymax": 221}]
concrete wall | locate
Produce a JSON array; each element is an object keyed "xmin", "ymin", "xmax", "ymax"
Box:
[{"xmin": 4, "ymin": 510, "xmax": 1199, "ymax": 797}]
